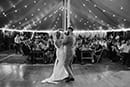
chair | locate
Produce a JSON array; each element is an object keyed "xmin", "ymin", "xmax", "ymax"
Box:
[
  {"xmin": 94, "ymin": 48, "xmax": 104, "ymax": 63},
  {"xmin": 81, "ymin": 50, "xmax": 94, "ymax": 63}
]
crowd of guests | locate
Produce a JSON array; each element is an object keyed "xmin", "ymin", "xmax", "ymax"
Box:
[
  {"xmin": 13, "ymin": 32, "xmax": 56, "ymax": 64},
  {"xmin": 0, "ymin": 30, "xmax": 130, "ymax": 66},
  {"xmin": 75, "ymin": 33, "xmax": 130, "ymax": 66}
]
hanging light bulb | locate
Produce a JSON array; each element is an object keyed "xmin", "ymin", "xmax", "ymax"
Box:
[
  {"xmin": 59, "ymin": 14, "xmax": 61, "ymax": 16},
  {"xmin": 102, "ymin": 9, "xmax": 106, "ymax": 12},
  {"xmin": 19, "ymin": 22, "xmax": 21, "ymax": 24},
  {"xmin": 84, "ymin": 23, "xmax": 87, "ymax": 25},
  {"xmin": 94, "ymin": 4, "xmax": 97, "ymax": 7},
  {"xmin": 120, "ymin": 6, "xmax": 123, "ymax": 10},
  {"xmin": 31, "ymin": 14, "xmax": 34, "ymax": 17},
  {"xmin": 49, "ymin": 14, "xmax": 52, "ymax": 17},
  {"xmin": 44, "ymin": 3, "xmax": 47, "ymax": 5},
  {"xmin": 83, "ymin": 3, "xmax": 86, "ymax": 7},
  {"xmin": 12, "ymin": 25, "xmax": 15, "ymax": 28},
  {"xmin": 24, "ymin": 5, "xmax": 28, "ymax": 8},
  {"xmin": 123, "ymin": 19, "xmax": 126, "ymax": 21},
  {"xmin": 44, "ymin": 17, "xmax": 47, "ymax": 21},
  {"xmin": 25, "ymin": 18, "xmax": 27, "ymax": 21},
  {"xmin": 112, "ymin": 14, "xmax": 116, "ymax": 17},
  {"xmin": 89, "ymin": 25, "xmax": 91, "ymax": 28},
  {"xmin": 37, "ymin": 8, "xmax": 40, "ymax": 11},
  {"xmin": 75, "ymin": 15, "xmax": 77, "ymax": 18},
  {"xmin": 12, "ymin": 5, "xmax": 16, "ymax": 8},
  {"xmin": 57, "ymin": 17, "xmax": 60, "ymax": 20},
  {"xmin": 3, "ymin": 12, "xmax": 7, "ymax": 17},
  {"xmin": 95, "ymin": 16, "xmax": 97, "ymax": 18},
  {"xmin": 34, "ymin": 1, "xmax": 36, "ymax": 3},
  {"xmin": 56, "ymin": 21, "xmax": 58, "ymax": 24},
  {"xmin": 88, "ymin": 10, "xmax": 92, "ymax": 13},
  {"xmin": 14, "ymin": 10, "xmax": 18, "ymax": 13}
]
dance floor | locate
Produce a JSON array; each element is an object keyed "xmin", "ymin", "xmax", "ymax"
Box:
[{"xmin": 0, "ymin": 62, "xmax": 130, "ymax": 87}]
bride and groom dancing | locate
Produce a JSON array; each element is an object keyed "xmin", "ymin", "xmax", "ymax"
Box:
[{"xmin": 41, "ymin": 27, "xmax": 75, "ymax": 84}]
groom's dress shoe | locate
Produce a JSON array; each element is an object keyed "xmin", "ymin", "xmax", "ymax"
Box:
[{"xmin": 65, "ymin": 77, "xmax": 75, "ymax": 82}]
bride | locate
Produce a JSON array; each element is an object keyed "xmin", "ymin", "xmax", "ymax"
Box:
[{"xmin": 41, "ymin": 31, "xmax": 68, "ymax": 84}]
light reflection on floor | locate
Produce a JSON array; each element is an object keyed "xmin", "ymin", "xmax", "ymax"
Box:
[{"xmin": 0, "ymin": 63, "xmax": 130, "ymax": 87}]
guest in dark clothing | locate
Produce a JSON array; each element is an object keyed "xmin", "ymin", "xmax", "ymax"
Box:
[
  {"xmin": 119, "ymin": 41, "xmax": 130, "ymax": 66},
  {"xmin": 93, "ymin": 42, "xmax": 103, "ymax": 63}
]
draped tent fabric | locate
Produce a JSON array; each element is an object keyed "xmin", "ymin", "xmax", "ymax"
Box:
[
  {"xmin": 0, "ymin": 0, "xmax": 64, "ymax": 30},
  {"xmin": 0, "ymin": 0, "xmax": 130, "ymax": 31}
]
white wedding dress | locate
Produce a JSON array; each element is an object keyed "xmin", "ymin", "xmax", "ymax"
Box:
[{"xmin": 41, "ymin": 40, "xmax": 68, "ymax": 84}]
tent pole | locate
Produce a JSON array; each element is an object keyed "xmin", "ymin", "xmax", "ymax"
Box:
[
  {"xmin": 67, "ymin": 0, "xmax": 70, "ymax": 28},
  {"xmin": 63, "ymin": 0, "xmax": 67, "ymax": 31}
]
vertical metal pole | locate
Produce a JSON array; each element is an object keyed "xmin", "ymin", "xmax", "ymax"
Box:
[
  {"xmin": 67, "ymin": 0, "xmax": 70, "ymax": 28},
  {"xmin": 63, "ymin": 0, "xmax": 67, "ymax": 31}
]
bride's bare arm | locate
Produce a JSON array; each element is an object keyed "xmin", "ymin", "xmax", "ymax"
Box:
[{"xmin": 55, "ymin": 40, "xmax": 61, "ymax": 48}]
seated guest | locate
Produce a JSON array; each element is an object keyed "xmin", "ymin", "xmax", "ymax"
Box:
[
  {"xmin": 14, "ymin": 34, "xmax": 22, "ymax": 54},
  {"xmin": 75, "ymin": 42, "xmax": 82, "ymax": 64},
  {"xmin": 119, "ymin": 40, "xmax": 130, "ymax": 65},
  {"xmin": 93, "ymin": 41, "xmax": 103, "ymax": 63}
]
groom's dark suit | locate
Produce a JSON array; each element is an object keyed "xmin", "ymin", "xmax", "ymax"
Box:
[
  {"xmin": 63, "ymin": 35, "xmax": 74, "ymax": 64},
  {"xmin": 63, "ymin": 34, "xmax": 74, "ymax": 81}
]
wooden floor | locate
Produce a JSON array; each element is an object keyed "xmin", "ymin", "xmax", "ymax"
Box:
[{"xmin": 0, "ymin": 62, "xmax": 130, "ymax": 87}]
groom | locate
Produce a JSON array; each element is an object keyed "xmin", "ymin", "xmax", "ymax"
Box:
[{"xmin": 62, "ymin": 27, "xmax": 75, "ymax": 82}]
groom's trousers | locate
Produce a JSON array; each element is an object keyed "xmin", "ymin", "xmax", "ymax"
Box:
[{"xmin": 64, "ymin": 54, "xmax": 74, "ymax": 77}]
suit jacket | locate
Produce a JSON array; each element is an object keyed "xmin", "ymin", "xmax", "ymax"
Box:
[{"xmin": 63, "ymin": 35, "xmax": 74, "ymax": 59}]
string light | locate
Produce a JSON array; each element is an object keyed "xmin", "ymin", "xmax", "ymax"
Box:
[
  {"xmin": 1, "ymin": 28, "xmax": 130, "ymax": 33},
  {"xmin": 83, "ymin": 3, "xmax": 86, "ymax": 7},
  {"xmin": 112, "ymin": 14, "xmax": 116, "ymax": 17},
  {"xmin": 0, "ymin": 0, "xmax": 129, "ymax": 32},
  {"xmin": 69, "ymin": 11, "xmax": 72, "ymax": 15},
  {"xmin": 94, "ymin": 4, "xmax": 97, "ymax": 7},
  {"xmin": 12, "ymin": 25, "xmax": 15, "ymax": 28},
  {"xmin": 14, "ymin": 10, "xmax": 18, "ymax": 13},
  {"xmin": 88, "ymin": 10, "xmax": 92, "ymax": 13},
  {"xmin": 37, "ymin": 8, "xmax": 40, "ymax": 11},
  {"xmin": 107, "ymin": 24, "xmax": 110, "ymax": 27},
  {"xmin": 102, "ymin": 9, "xmax": 106, "ymax": 12},
  {"xmin": 56, "ymin": 21, "xmax": 58, "ymax": 24},
  {"xmin": 75, "ymin": 15, "xmax": 77, "ymax": 18},
  {"xmin": 31, "ymin": 14, "xmax": 34, "ymax": 17},
  {"xmin": 101, "ymin": 20, "xmax": 104, "ymax": 23},
  {"xmin": 84, "ymin": 23, "xmax": 87, "ymax": 25},
  {"xmin": 95, "ymin": 16, "xmax": 98, "ymax": 18},
  {"xmin": 34, "ymin": 1, "xmax": 37, "ymax": 3},
  {"xmin": 44, "ymin": 17, "xmax": 47, "ymax": 21},
  {"xmin": 79, "ymin": 20, "xmax": 82, "ymax": 22},
  {"xmin": 123, "ymin": 19, "xmax": 126, "ymax": 21},
  {"xmin": 89, "ymin": 25, "xmax": 91, "ymax": 28},
  {"xmin": 44, "ymin": 3, "xmax": 47, "ymax": 6},
  {"xmin": 120, "ymin": 6, "xmax": 123, "ymax": 10},
  {"xmin": 19, "ymin": 22, "xmax": 21, "ymax": 24},
  {"xmin": 24, "ymin": 5, "xmax": 28, "ymax": 8},
  {"xmin": 25, "ymin": 18, "xmax": 28, "ymax": 21},
  {"xmin": 57, "ymin": 17, "xmax": 60, "ymax": 20},
  {"xmin": 85, "ymin": 0, "xmax": 89, "ymax": 1},
  {"xmin": 12, "ymin": 5, "xmax": 16, "ymax": 8},
  {"xmin": 39, "ymin": 21, "xmax": 42, "ymax": 23},
  {"xmin": 3, "ymin": 12, "xmax": 7, "ymax": 17},
  {"xmin": 49, "ymin": 14, "xmax": 52, "ymax": 17},
  {"xmin": 59, "ymin": 14, "xmax": 61, "ymax": 16}
]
